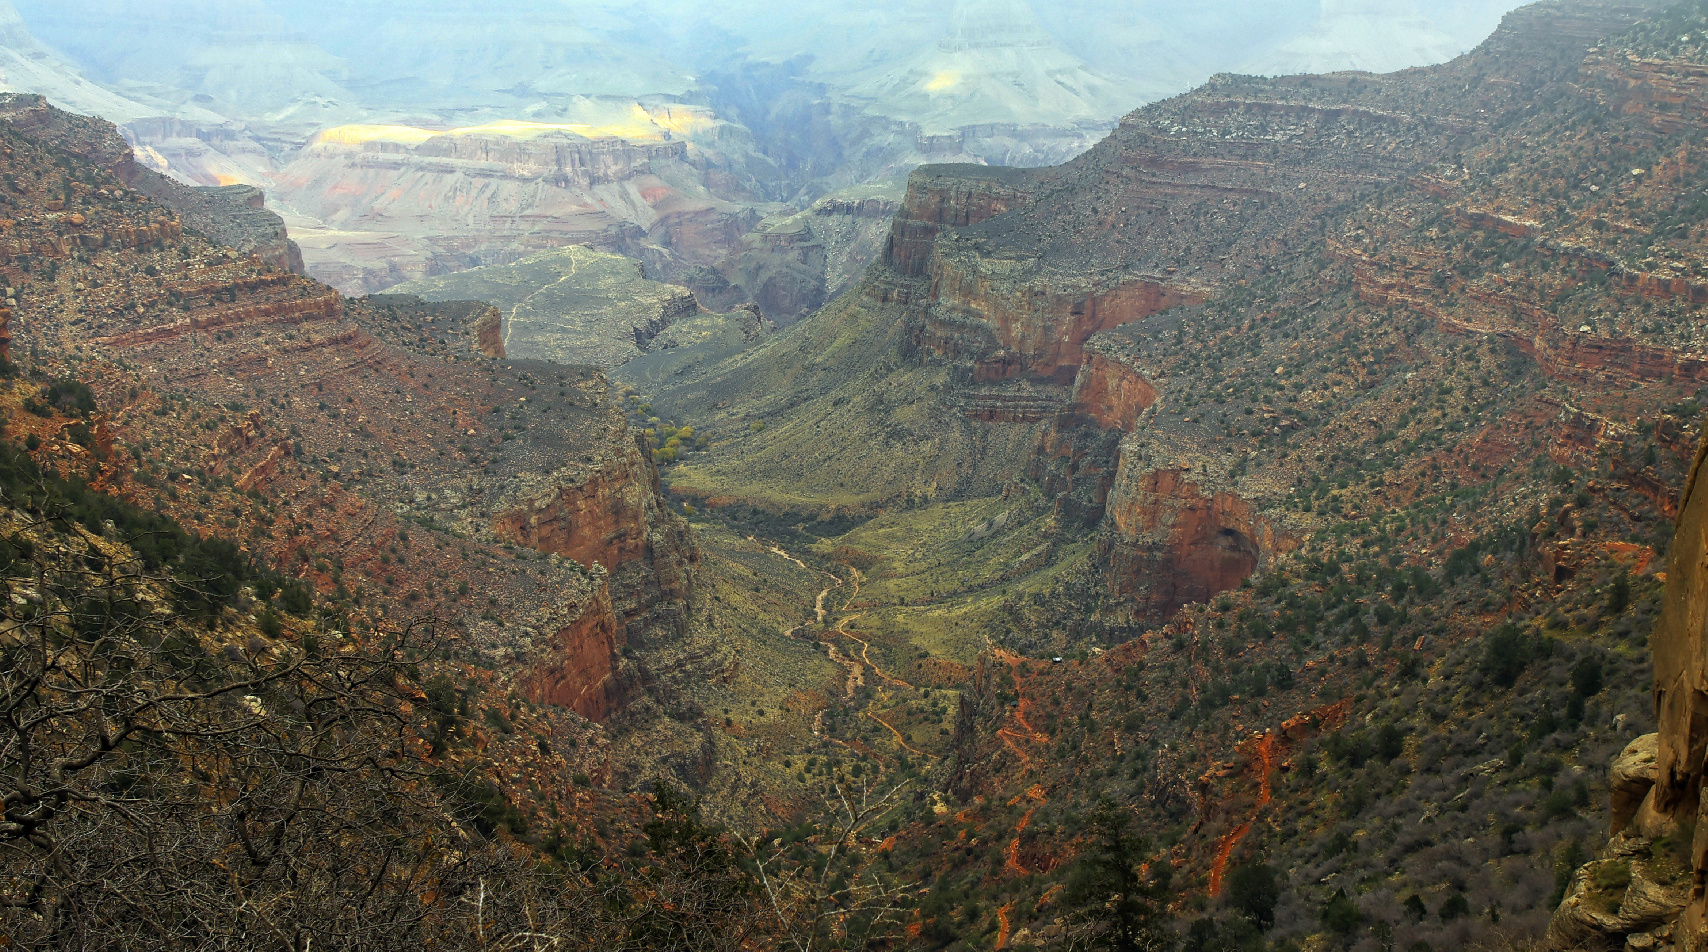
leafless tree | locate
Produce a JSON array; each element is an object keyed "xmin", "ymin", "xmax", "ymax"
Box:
[
  {"xmin": 0, "ymin": 508, "xmax": 920, "ymax": 951},
  {"xmin": 742, "ymin": 778, "xmax": 918, "ymax": 952},
  {"xmin": 0, "ymin": 516, "xmax": 520, "ymax": 951}
]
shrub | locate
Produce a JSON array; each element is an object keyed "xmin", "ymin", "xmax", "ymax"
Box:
[
  {"xmin": 40, "ymin": 379, "xmax": 96, "ymax": 416},
  {"xmin": 1321, "ymin": 888, "xmax": 1362, "ymax": 934},
  {"xmin": 1438, "ymin": 893, "xmax": 1470, "ymax": 921},
  {"xmin": 1225, "ymin": 861, "xmax": 1280, "ymax": 929},
  {"xmin": 1480, "ymin": 624, "xmax": 1528, "ymax": 688}
]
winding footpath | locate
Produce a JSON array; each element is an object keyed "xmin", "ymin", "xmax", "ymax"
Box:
[{"xmin": 760, "ymin": 537, "xmax": 935, "ymax": 761}]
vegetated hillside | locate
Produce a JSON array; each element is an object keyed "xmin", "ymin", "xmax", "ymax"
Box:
[
  {"xmin": 13, "ymin": 0, "xmax": 1708, "ymax": 949},
  {"xmin": 633, "ymin": 0, "xmax": 1708, "ymax": 947},
  {"xmin": 0, "ymin": 90, "xmax": 727, "ymax": 853},
  {"xmin": 390, "ymin": 243, "xmax": 707, "ymax": 369}
]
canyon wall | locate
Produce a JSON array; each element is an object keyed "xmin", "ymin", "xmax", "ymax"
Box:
[
  {"xmin": 524, "ymin": 575, "xmax": 628, "ymax": 721},
  {"xmin": 1071, "ymin": 353, "xmax": 1158, "ymax": 432},
  {"xmin": 492, "ymin": 432, "xmax": 696, "ymax": 645},
  {"xmin": 1544, "ymin": 427, "xmax": 1708, "ymax": 949},
  {"xmin": 878, "ymin": 164, "xmax": 1035, "ymax": 290},
  {"xmin": 0, "ymin": 97, "xmax": 697, "ymax": 727},
  {"xmin": 275, "ymin": 129, "xmax": 762, "ymax": 294},
  {"xmin": 1100, "ymin": 462, "xmax": 1278, "ymax": 617},
  {"xmin": 920, "ymin": 258, "xmax": 1198, "ymax": 385},
  {"xmin": 1647, "ymin": 432, "xmax": 1708, "ymax": 950}
]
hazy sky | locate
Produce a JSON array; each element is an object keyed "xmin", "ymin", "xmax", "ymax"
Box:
[{"xmin": 5, "ymin": 0, "xmax": 1534, "ymax": 125}]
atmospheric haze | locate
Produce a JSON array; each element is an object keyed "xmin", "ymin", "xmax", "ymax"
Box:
[{"xmin": 0, "ymin": 0, "xmax": 1531, "ymax": 296}]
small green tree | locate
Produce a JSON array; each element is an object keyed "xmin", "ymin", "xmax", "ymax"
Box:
[
  {"xmin": 1225, "ymin": 861, "xmax": 1280, "ymax": 929},
  {"xmin": 1479, "ymin": 624, "xmax": 1527, "ymax": 688},
  {"xmin": 1058, "ymin": 800, "xmax": 1177, "ymax": 951},
  {"xmin": 1607, "ymin": 574, "xmax": 1631, "ymax": 615}
]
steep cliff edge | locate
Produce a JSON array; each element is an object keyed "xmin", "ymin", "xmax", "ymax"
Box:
[
  {"xmin": 0, "ymin": 99, "xmax": 697, "ymax": 727},
  {"xmin": 1547, "ymin": 427, "xmax": 1708, "ymax": 951},
  {"xmin": 492, "ymin": 430, "xmax": 696, "ymax": 645},
  {"xmin": 0, "ymin": 94, "xmax": 304, "ymax": 272}
]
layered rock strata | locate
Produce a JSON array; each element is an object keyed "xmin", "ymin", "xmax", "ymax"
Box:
[
  {"xmin": 0, "ymin": 95, "xmax": 303, "ymax": 272},
  {"xmin": 0, "ymin": 100, "xmax": 695, "ymax": 724}
]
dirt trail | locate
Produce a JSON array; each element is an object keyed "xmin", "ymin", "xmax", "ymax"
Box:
[
  {"xmin": 1207, "ymin": 731, "xmax": 1279, "ymax": 896},
  {"xmin": 989, "ymin": 646, "xmax": 1048, "ymax": 768},
  {"xmin": 1003, "ymin": 785, "xmax": 1046, "ymax": 877},
  {"xmin": 866, "ymin": 703, "xmax": 927, "ymax": 757},
  {"xmin": 757, "ymin": 542, "xmax": 925, "ymax": 760},
  {"xmin": 824, "ymin": 643, "xmax": 866, "ymax": 699},
  {"xmin": 995, "ymin": 902, "xmax": 1015, "ymax": 950},
  {"xmin": 839, "ymin": 626, "xmax": 912, "ymax": 688},
  {"xmin": 764, "ymin": 535, "xmax": 844, "ymax": 639}
]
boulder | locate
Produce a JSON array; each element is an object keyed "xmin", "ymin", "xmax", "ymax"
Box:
[{"xmin": 1612, "ymin": 733, "xmax": 1661, "ymax": 835}]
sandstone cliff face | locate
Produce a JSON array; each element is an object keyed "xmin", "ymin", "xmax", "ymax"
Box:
[
  {"xmin": 1071, "ymin": 352, "xmax": 1158, "ymax": 432},
  {"xmin": 492, "ymin": 432, "xmax": 696, "ymax": 645},
  {"xmin": 921, "ymin": 258, "xmax": 1199, "ymax": 385},
  {"xmin": 879, "ymin": 164, "xmax": 1035, "ymax": 288},
  {"xmin": 1545, "ymin": 422, "xmax": 1708, "ymax": 950},
  {"xmin": 1100, "ymin": 462, "xmax": 1278, "ymax": 616},
  {"xmin": 1613, "ymin": 433, "xmax": 1708, "ymax": 948},
  {"xmin": 524, "ymin": 573, "xmax": 627, "ymax": 721}
]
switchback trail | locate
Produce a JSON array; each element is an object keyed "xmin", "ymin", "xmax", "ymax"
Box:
[{"xmin": 989, "ymin": 645, "xmax": 1048, "ymax": 769}]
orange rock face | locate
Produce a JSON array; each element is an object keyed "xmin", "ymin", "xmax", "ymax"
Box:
[
  {"xmin": 472, "ymin": 305, "xmax": 505, "ymax": 359},
  {"xmin": 524, "ymin": 578, "xmax": 627, "ymax": 721},
  {"xmin": 493, "ymin": 448, "xmax": 655, "ymax": 576},
  {"xmin": 1070, "ymin": 353, "xmax": 1158, "ymax": 432},
  {"xmin": 1584, "ymin": 51, "xmax": 1708, "ymax": 133},
  {"xmin": 1101, "ymin": 465, "xmax": 1280, "ymax": 615},
  {"xmin": 923, "ymin": 264, "xmax": 1199, "ymax": 386},
  {"xmin": 880, "ymin": 165, "xmax": 1034, "ymax": 284},
  {"xmin": 492, "ymin": 433, "xmax": 695, "ymax": 642}
]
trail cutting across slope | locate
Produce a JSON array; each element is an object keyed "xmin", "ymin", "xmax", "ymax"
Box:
[
  {"xmin": 1207, "ymin": 730, "xmax": 1279, "ymax": 896},
  {"xmin": 759, "ymin": 540, "xmax": 932, "ymax": 760},
  {"xmin": 990, "ymin": 646, "xmax": 1048, "ymax": 770}
]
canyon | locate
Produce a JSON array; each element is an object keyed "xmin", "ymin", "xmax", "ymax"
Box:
[
  {"xmin": 2, "ymin": 0, "xmax": 1707, "ymax": 949},
  {"xmin": 0, "ymin": 94, "xmax": 696, "ymax": 736}
]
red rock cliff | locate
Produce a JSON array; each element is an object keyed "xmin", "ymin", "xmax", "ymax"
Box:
[
  {"xmin": 1100, "ymin": 462, "xmax": 1281, "ymax": 616},
  {"xmin": 524, "ymin": 576, "xmax": 627, "ymax": 721},
  {"xmin": 1071, "ymin": 354, "xmax": 1158, "ymax": 432},
  {"xmin": 492, "ymin": 433, "xmax": 695, "ymax": 644},
  {"xmin": 1602, "ymin": 432, "xmax": 1708, "ymax": 946},
  {"xmin": 879, "ymin": 165, "xmax": 1034, "ymax": 284}
]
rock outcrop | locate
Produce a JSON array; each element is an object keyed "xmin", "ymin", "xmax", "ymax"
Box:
[
  {"xmin": 0, "ymin": 95, "xmax": 304, "ymax": 272},
  {"xmin": 1100, "ymin": 464, "xmax": 1278, "ymax": 616},
  {"xmin": 493, "ymin": 432, "xmax": 696, "ymax": 644},
  {"xmin": 1547, "ymin": 427, "xmax": 1708, "ymax": 950},
  {"xmin": 524, "ymin": 574, "xmax": 627, "ymax": 721},
  {"xmin": 1071, "ymin": 353, "xmax": 1158, "ymax": 432}
]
